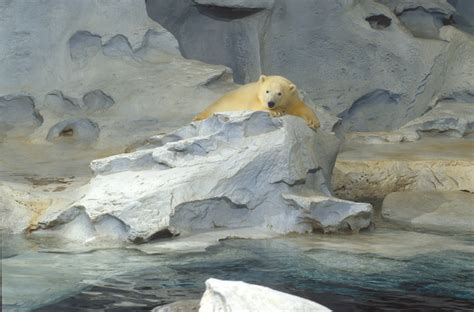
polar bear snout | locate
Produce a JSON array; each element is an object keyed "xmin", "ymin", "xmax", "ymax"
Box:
[{"xmin": 268, "ymin": 101, "xmax": 275, "ymax": 109}]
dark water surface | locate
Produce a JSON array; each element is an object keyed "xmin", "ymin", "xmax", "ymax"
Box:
[{"xmin": 2, "ymin": 232, "xmax": 474, "ymax": 312}]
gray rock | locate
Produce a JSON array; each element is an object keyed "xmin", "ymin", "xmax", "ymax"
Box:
[
  {"xmin": 283, "ymin": 194, "xmax": 373, "ymax": 234},
  {"xmin": 400, "ymin": 101, "xmax": 474, "ymax": 138},
  {"xmin": 398, "ymin": 8, "xmax": 445, "ymax": 39},
  {"xmin": 46, "ymin": 118, "xmax": 99, "ymax": 145},
  {"xmin": 133, "ymin": 29, "xmax": 181, "ymax": 62},
  {"xmin": 35, "ymin": 112, "xmax": 372, "ymax": 242},
  {"xmin": 0, "ymin": 95, "xmax": 43, "ymax": 138},
  {"xmin": 437, "ymin": 27, "xmax": 474, "ymax": 100},
  {"xmin": 42, "ymin": 91, "xmax": 81, "ymax": 114},
  {"xmin": 82, "ymin": 89, "xmax": 115, "ymax": 113},
  {"xmin": 376, "ymin": 0, "xmax": 455, "ymax": 15},
  {"xmin": 199, "ymin": 278, "xmax": 331, "ymax": 312},
  {"xmin": 147, "ymin": 0, "xmax": 449, "ymax": 131},
  {"xmin": 146, "ymin": 0, "xmax": 269, "ymax": 83},
  {"xmin": 382, "ymin": 191, "xmax": 474, "ymax": 233},
  {"xmin": 337, "ymin": 89, "xmax": 402, "ymax": 132},
  {"xmin": 68, "ymin": 31, "xmax": 102, "ymax": 64},
  {"xmin": 0, "ymin": 184, "xmax": 32, "ymax": 234},
  {"xmin": 152, "ymin": 300, "xmax": 199, "ymax": 312},
  {"xmin": 102, "ymin": 34, "xmax": 133, "ymax": 58},
  {"xmin": 0, "ymin": 0, "xmax": 235, "ymax": 149},
  {"xmin": 192, "ymin": 0, "xmax": 274, "ymax": 9},
  {"xmin": 448, "ymin": 0, "xmax": 474, "ymax": 34}
]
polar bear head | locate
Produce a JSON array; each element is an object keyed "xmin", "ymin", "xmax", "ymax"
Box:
[{"xmin": 257, "ymin": 75, "xmax": 297, "ymax": 110}]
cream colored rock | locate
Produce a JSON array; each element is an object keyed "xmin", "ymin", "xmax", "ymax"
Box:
[{"xmin": 333, "ymin": 138, "xmax": 474, "ymax": 200}]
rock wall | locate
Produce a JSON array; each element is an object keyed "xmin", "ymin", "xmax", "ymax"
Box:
[
  {"xmin": 147, "ymin": 0, "xmax": 474, "ymax": 132},
  {"xmin": 0, "ymin": 0, "xmax": 234, "ymax": 148}
]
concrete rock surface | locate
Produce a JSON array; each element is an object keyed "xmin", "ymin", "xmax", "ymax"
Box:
[
  {"xmin": 32, "ymin": 112, "xmax": 373, "ymax": 242},
  {"xmin": 382, "ymin": 191, "xmax": 474, "ymax": 233},
  {"xmin": 147, "ymin": 0, "xmax": 474, "ymax": 133},
  {"xmin": 198, "ymin": 278, "xmax": 331, "ymax": 312}
]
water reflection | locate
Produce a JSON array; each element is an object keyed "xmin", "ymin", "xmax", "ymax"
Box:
[{"xmin": 2, "ymin": 230, "xmax": 474, "ymax": 311}]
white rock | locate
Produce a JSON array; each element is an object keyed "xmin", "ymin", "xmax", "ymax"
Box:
[
  {"xmin": 282, "ymin": 194, "xmax": 372, "ymax": 233},
  {"xmin": 34, "ymin": 111, "xmax": 372, "ymax": 241},
  {"xmin": 199, "ymin": 278, "xmax": 331, "ymax": 312}
]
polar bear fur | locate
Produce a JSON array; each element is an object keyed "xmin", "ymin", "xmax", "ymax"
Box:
[{"xmin": 193, "ymin": 75, "xmax": 320, "ymax": 129}]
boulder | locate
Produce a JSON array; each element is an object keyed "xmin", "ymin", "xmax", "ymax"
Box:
[
  {"xmin": 33, "ymin": 111, "xmax": 372, "ymax": 242},
  {"xmin": 382, "ymin": 191, "xmax": 474, "ymax": 233},
  {"xmin": 199, "ymin": 278, "xmax": 331, "ymax": 312}
]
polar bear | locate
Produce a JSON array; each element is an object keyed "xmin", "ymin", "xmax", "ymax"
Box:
[{"xmin": 193, "ymin": 75, "xmax": 320, "ymax": 129}]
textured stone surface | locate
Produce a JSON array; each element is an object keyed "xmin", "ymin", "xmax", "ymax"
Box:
[
  {"xmin": 398, "ymin": 8, "xmax": 445, "ymax": 39},
  {"xmin": 376, "ymin": 0, "xmax": 455, "ymax": 15},
  {"xmin": 199, "ymin": 278, "xmax": 331, "ymax": 312},
  {"xmin": 33, "ymin": 112, "xmax": 373, "ymax": 241},
  {"xmin": 0, "ymin": 183, "xmax": 32, "ymax": 233},
  {"xmin": 0, "ymin": 0, "xmax": 233, "ymax": 150},
  {"xmin": 46, "ymin": 118, "xmax": 100, "ymax": 145},
  {"xmin": 82, "ymin": 89, "xmax": 115, "ymax": 113},
  {"xmin": 400, "ymin": 101, "xmax": 474, "ymax": 138},
  {"xmin": 448, "ymin": 0, "xmax": 474, "ymax": 34},
  {"xmin": 42, "ymin": 91, "xmax": 81, "ymax": 115},
  {"xmin": 193, "ymin": 0, "xmax": 274, "ymax": 9},
  {"xmin": 382, "ymin": 191, "xmax": 474, "ymax": 233},
  {"xmin": 152, "ymin": 300, "xmax": 199, "ymax": 312},
  {"xmin": 333, "ymin": 138, "xmax": 474, "ymax": 201},
  {"xmin": 147, "ymin": 0, "xmax": 474, "ymax": 133},
  {"xmin": 0, "ymin": 95, "xmax": 43, "ymax": 139}
]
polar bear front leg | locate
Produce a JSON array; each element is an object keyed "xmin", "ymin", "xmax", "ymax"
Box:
[{"xmin": 269, "ymin": 109, "xmax": 286, "ymax": 117}]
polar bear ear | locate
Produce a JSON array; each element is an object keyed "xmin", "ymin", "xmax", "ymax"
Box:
[
  {"xmin": 259, "ymin": 75, "xmax": 267, "ymax": 83},
  {"xmin": 289, "ymin": 84, "xmax": 296, "ymax": 93}
]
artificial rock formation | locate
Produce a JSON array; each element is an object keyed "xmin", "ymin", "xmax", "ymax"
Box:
[
  {"xmin": 199, "ymin": 278, "xmax": 331, "ymax": 312},
  {"xmin": 382, "ymin": 191, "xmax": 474, "ymax": 233},
  {"xmin": 333, "ymin": 138, "xmax": 474, "ymax": 201},
  {"xmin": 32, "ymin": 112, "xmax": 372, "ymax": 242},
  {"xmin": 0, "ymin": 0, "xmax": 234, "ymax": 150},
  {"xmin": 147, "ymin": 0, "xmax": 474, "ymax": 133}
]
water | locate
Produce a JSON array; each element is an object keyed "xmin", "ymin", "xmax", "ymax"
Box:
[{"xmin": 2, "ymin": 229, "xmax": 474, "ymax": 311}]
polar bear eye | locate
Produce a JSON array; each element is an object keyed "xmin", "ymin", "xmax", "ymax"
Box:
[
  {"xmin": 278, "ymin": 92, "xmax": 282, "ymax": 96},
  {"xmin": 266, "ymin": 90, "xmax": 269, "ymax": 94}
]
